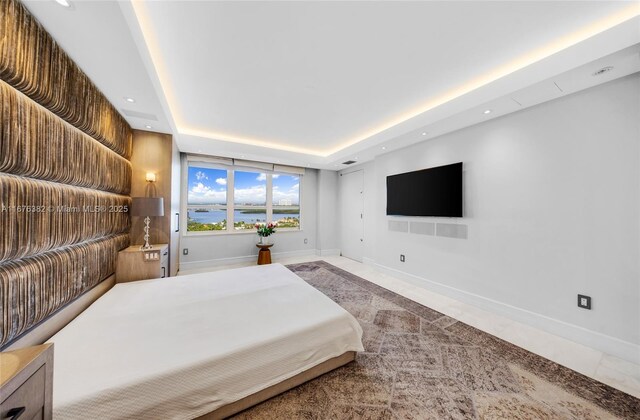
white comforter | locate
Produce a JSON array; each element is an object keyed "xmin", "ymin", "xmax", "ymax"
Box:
[{"xmin": 49, "ymin": 263, "xmax": 364, "ymax": 419}]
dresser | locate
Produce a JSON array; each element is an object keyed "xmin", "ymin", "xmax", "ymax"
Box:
[
  {"xmin": 116, "ymin": 244, "xmax": 169, "ymax": 283},
  {"xmin": 0, "ymin": 344, "xmax": 54, "ymax": 420}
]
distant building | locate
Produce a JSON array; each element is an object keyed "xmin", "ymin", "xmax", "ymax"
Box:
[{"xmin": 278, "ymin": 199, "xmax": 292, "ymax": 206}]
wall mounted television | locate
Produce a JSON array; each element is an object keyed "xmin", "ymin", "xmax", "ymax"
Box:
[{"xmin": 386, "ymin": 162, "xmax": 463, "ymax": 217}]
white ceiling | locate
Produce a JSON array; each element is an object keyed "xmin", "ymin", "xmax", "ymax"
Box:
[
  {"xmin": 22, "ymin": 1, "xmax": 640, "ymax": 170},
  {"xmin": 22, "ymin": 0, "xmax": 172, "ymax": 135}
]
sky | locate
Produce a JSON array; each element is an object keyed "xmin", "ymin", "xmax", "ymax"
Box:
[{"xmin": 187, "ymin": 166, "xmax": 299, "ymax": 205}]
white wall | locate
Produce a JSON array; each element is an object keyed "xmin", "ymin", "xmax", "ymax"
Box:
[
  {"xmin": 343, "ymin": 74, "xmax": 640, "ymax": 363},
  {"xmin": 316, "ymin": 170, "xmax": 340, "ymax": 254},
  {"xmin": 180, "ymin": 169, "xmax": 319, "ymax": 270}
]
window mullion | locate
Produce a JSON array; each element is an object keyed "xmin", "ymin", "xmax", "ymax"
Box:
[
  {"xmin": 266, "ymin": 174, "xmax": 273, "ymax": 223},
  {"xmin": 227, "ymin": 169, "xmax": 234, "ymax": 232}
]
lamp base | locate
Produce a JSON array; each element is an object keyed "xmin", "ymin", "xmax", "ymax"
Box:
[{"xmin": 140, "ymin": 216, "xmax": 153, "ymax": 250}]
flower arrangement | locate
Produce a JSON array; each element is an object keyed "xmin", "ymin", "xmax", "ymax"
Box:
[{"xmin": 255, "ymin": 222, "xmax": 276, "ymax": 237}]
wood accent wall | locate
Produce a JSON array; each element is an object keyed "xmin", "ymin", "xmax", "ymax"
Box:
[
  {"xmin": 0, "ymin": 0, "xmax": 131, "ymax": 159},
  {"xmin": 129, "ymin": 130, "xmax": 180, "ymax": 276},
  {"xmin": 0, "ymin": 0, "xmax": 132, "ymax": 348}
]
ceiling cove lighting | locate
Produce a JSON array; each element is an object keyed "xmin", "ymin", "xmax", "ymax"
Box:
[
  {"xmin": 131, "ymin": 3, "xmax": 640, "ymax": 157},
  {"xmin": 54, "ymin": 0, "xmax": 71, "ymax": 7}
]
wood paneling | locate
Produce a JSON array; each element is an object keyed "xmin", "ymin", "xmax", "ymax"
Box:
[
  {"xmin": 0, "ymin": 174, "xmax": 130, "ymax": 262},
  {"xmin": 0, "ymin": 234, "xmax": 129, "ymax": 346},
  {"xmin": 0, "ymin": 0, "xmax": 132, "ymax": 159},
  {"xmin": 0, "ymin": 0, "xmax": 132, "ymax": 348},
  {"xmin": 0, "ymin": 81, "xmax": 131, "ymax": 195},
  {"xmin": 130, "ymin": 130, "xmax": 180, "ymax": 275}
]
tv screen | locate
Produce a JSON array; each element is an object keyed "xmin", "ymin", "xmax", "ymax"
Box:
[{"xmin": 386, "ymin": 162, "xmax": 462, "ymax": 217}]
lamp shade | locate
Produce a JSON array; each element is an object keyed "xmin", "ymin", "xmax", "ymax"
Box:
[{"xmin": 130, "ymin": 197, "xmax": 164, "ymax": 217}]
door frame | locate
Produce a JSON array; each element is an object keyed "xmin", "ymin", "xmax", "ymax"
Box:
[{"xmin": 339, "ymin": 169, "xmax": 364, "ymax": 262}]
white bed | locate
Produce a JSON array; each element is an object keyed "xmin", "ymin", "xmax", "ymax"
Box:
[{"xmin": 48, "ymin": 263, "xmax": 364, "ymax": 420}]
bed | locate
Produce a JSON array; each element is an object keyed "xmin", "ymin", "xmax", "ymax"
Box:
[{"xmin": 47, "ymin": 263, "xmax": 364, "ymax": 420}]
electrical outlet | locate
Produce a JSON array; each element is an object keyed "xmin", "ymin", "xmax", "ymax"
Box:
[
  {"xmin": 400, "ymin": 254, "xmax": 405, "ymax": 262},
  {"xmin": 183, "ymin": 248, "xmax": 189, "ymax": 256},
  {"xmin": 577, "ymin": 294, "xmax": 591, "ymax": 310},
  {"xmin": 144, "ymin": 251, "xmax": 159, "ymax": 261}
]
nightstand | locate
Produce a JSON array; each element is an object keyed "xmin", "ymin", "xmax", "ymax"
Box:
[
  {"xmin": 0, "ymin": 344, "xmax": 54, "ymax": 420},
  {"xmin": 116, "ymin": 244, "xmax": 169, "ymax": 283}
]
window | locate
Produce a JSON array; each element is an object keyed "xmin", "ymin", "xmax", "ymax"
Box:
[
  {"xmin": 234, "ymin": 171, "xmax": 266, "ymax": 230},
  {"xmin": 186, "ymin": 166, "xmax": 227, "ymax": 232},
  {"xmin": 272, "ymin": 174, "xmax": 300, "ymax": 228},
  {"xmin": 184, "ymin": 156, "xmax": 303, "ymax": 233}
]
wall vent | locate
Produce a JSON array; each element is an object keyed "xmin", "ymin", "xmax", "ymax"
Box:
[
  {"xmin": 388, "ymin": 220, "xmax": 409, "ymax": 233},
  {"xmin": 591, "ymin": 66, "xmax": 614, "ymax": 77},
  {"xmin": 342, "ymin": 160, "xmax": 357, "ymax": 165}
]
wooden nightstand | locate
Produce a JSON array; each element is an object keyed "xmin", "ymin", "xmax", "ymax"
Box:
[
  {"xmin": 0, "ymin": 344, "xmax": 54, "ymax": 420},
  {"xmin": 116, "ymin": 244, "xmax": 169, "ymax": 283}
]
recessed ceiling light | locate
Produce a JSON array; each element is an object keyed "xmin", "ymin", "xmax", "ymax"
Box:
[
  {"xmin": 54, "ymin": 0, "xmax": 71, "ymax": 7},
  {"xmin": 240, "ymin": 155, "xmax": 245, "ymax": 158},
  {"xmin": 483, "ymin": 109, "xmax": 492, "ymax": 114},
  {"xmin": 381, "ymin": 146, "xmax": 386, "ymax": 150},
  {"xmin": 592, "ymin": 66, "xmax": 614, "ymax": 76},
  {"xmin": 144, "ymin": 125, "xmax": 152, "ymax": 129},
  {"xmin": 421, "ymin": 132, "xmax": 427, "ymax": 136},
  {"xmin": 353, "ymin": 157, "xmax": 358, "ymax": 160},
  {"xmin": 124, "ymin": 97, "xmax": 136, "ymax": 103}
]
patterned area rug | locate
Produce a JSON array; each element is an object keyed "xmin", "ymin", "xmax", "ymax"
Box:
[{"xmin": 233, "ymin": 261, "xmax": 640, "ymax": 419}]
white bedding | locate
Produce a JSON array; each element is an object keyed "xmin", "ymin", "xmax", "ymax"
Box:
[{"xmin": 48, "ymin": 263, "xmax": 364, "ymax": 420}]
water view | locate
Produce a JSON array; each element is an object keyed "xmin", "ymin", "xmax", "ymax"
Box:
[
  {"xmin": 186, "ymin": 167, "xmax": 301, "ymax": 232},
  {"xmin": 187, "ymin": 207, "xmax": 300, "ymax": 231}
]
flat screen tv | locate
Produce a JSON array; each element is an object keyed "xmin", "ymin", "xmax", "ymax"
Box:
[{"xmin": 386, "ymin": 162, "xmax": 462, "ymax": 217}]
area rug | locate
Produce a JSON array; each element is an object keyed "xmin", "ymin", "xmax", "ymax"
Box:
[{"xmin": 232, "ymin": 261, "xmax": 639, "ymax": 419}]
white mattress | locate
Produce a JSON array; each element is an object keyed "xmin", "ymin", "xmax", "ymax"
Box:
[{"xmin": 48, "ymin": 263, "xmax": 364, "ymax": 420}]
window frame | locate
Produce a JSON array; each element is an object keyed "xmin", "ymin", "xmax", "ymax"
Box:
[{"xmin": 181, "ymin": 155, "xmax": 303, "ymax": 236}]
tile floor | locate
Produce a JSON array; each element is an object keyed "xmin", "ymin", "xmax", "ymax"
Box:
[{"xmin": 179, "ymin": 254, "xmax": 640, "ymax": 399}]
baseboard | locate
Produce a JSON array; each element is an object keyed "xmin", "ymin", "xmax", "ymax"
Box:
[
  {"xmin": 362, "ymin": 257, "xmax": 376, "ymax": 266},
  {"xmin": 372, "ymin": 262, "xmax": 640, "ymax": 365},
  {"xmin": 316, "ymin": 248, "xmax": 341, "ymax": 257},
  {"xmin": 179, "ymin": 249, "xmax": 318, "ymax": 271}
]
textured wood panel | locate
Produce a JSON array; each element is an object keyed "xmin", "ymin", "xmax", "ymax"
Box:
[
  {"xmin": 0, "ymin": 0, "xmax": 134, "ymax": 348},
  {"xmin": 0, "ymin": 234, "xmax": 130, "ymax": 347},
  {"xmin": 0, "ymin": 80, "xmax": 132, "ymax": 195},
  {"xmin": 0, "ymin": 174, "xmax": 131, "ymax": 262},
  {"xmin": 0, "ymin": 0, "xmax": 132, "ymax": 159}
]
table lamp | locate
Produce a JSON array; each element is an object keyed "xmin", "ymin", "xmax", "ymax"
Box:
[{"xmin": 131, "ymin": 197, "xmax": 164, "ymax": 250}]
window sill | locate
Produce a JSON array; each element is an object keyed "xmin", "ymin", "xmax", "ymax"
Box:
[{"xmin": 182, "ymin": 228, "xmax": 303, "ymax": 237}]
